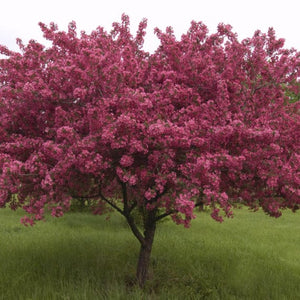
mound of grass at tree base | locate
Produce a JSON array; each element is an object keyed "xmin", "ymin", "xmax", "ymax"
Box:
[{"xmin": 0, "ymin": 207, "xmax": 299, "ymax": 299}]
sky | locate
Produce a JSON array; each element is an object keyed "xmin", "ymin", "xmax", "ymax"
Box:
[{"xmin": 0, "ymin": 0, "xmax": 299, "ymax": 54}]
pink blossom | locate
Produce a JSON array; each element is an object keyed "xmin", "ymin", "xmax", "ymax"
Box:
[
  {"xmin": 51, "ymin": 206, "xmax": 64, "ymax": 218},
  {"xmin": 129, "ymin": 175, "xmax": 137, "ymax": 186},
  {"xmin": 1, "ymin": 17, "xmax": 300, "ymax": 288},
  {"xmin": 21, "ymin": 216, "xmax": 35, "ymax": 226},
  {"xmin": 120, "ymin": 155, "xmax": 134, "ymax": 167},
  {"xmin": 145, "ymin": 189, "xmax": 156, "ymax": 201},
  {"xmin": 0, "ymin": 16, "xmax": 298, "ymax": 233}
]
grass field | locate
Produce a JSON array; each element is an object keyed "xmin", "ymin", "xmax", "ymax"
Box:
[{"xmin": 0, "ymin": 207, "xmax": 299, "ymax": 299}]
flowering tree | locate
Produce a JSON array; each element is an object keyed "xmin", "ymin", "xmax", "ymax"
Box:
[{"xmin": 0, "ymin": 15, "xmax": 299, "ymax": 286}]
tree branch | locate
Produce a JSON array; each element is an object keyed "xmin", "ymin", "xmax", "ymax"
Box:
[
  {"xmin": 155, "ymin": 198, "xmax": 205, "ymax": 221},
  {"xmin": 120, "ymin": 181, "xmax": 145, "ymax": 246},
  {"xmin": 126, "ymin": 214, "xmax": 145, "ymax": 246},
  {"xmin": 148, "ymin": 186, "xmax": 169, "ymax": 204},
  {"xmin": 98, "ymin": 191, "xmax": 124, "ymax": 215},
  {"xmin": 155, "ymin": 210, "xmax": 175, "ymax": 222}
]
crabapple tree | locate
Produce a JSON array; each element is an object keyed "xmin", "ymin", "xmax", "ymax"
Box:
[{"xmin": 0, "ymin": 15, "xmax": 299, "ymax": 286}]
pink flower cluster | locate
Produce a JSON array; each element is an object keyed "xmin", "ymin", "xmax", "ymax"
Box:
[{"xmin": 0, "ymin": 15, "xmax": 299, "ymax": 228}]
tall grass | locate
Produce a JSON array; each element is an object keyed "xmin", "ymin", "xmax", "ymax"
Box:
[{"xmin": 0, "ymin": 207, "xmax": 299, "ymax": 299}]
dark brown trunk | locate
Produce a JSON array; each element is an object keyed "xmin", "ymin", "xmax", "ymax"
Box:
[
  {"xmin": 198, "ymin": 201, "xmax": 204, "ymax": 211},
  {"xmin": 136, "ymin": 221, "xmax": 156, "ymax": 287},
  {"xmin": 196, "ymin": 197, "xmax": 204, "ymax": 212}
]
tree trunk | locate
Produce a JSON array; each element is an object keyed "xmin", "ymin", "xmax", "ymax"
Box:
[
  {"xmin": 198, "ymin": 201, "xmax": 204, "ymax": 212},
  {"xmin": 136, "ymin": 221, "xmax": 156, "ymax": 287}
]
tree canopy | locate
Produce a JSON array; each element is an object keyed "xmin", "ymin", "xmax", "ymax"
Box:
[{"xmin": 0, "ymin": 15, "xmax": 299, "ymax": 286}]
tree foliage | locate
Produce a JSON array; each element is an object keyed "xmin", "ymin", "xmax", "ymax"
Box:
[{"xmin": 0, "ymin": 15, "xmax": 299, "ymax": 286}]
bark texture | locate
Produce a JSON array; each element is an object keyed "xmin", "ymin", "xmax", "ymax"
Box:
[{"xmin": 136, "ymin": 211, "xmax": 157, "ymax": 287}]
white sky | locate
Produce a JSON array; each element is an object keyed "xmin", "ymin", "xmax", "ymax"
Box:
[{"xmin": 0, "ymin": 0, "xmax": 299, "ymax": 54}]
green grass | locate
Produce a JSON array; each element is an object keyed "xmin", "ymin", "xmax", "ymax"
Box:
[{"xmin": 0, "ymin": 207, "xmax": 299, "ymax": 299}]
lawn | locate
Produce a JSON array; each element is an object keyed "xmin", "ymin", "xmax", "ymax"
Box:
[{"xmin": 0, "ymin": 207, "xmax": 299, "ymax": 299}]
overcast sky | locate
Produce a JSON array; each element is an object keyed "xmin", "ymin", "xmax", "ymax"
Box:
[{"xmin": 0, "ymin": 0, "xmax": 299, "ymax": 54}]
